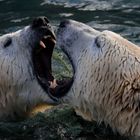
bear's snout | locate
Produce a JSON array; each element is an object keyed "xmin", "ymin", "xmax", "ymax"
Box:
[{"xmin": 32, "ymin": 16, "xmax": 49, "ymax": 28}]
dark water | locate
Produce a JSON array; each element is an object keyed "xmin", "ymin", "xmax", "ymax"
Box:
[{"xmin": 0, "ymin": 0, "xmax": 140, "ymax": 45}]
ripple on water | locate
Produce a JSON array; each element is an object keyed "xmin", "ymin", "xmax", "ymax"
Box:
[
  {"xmin": 10, "ymin": 17, "xmax": 30, "ymax": 23},
  {"xmin": 41, "ymin": 0, "xmax": 140, "ymax": 11},
  {"xmin": 88, "ymin": 21, "xmax": 140, "ymax": 46}
]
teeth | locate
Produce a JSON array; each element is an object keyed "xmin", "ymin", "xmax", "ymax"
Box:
[
  {"xmin": 40, "ymin": 41, "xmax": 46, "ymax": 48},
  {"xmin": 43, "ymin": 36, "xmax": 56, "ymax": 44},
  {"xmin": 43, "ymin": 35, "xmax": 51, "ymax": 39},
  {"xmin": 40, "ymin": 35, "xmax": 56, "ymax": 49},
  {"xmin": 51, "ymin": 38, "xmax": 56, "ymax": 44}
]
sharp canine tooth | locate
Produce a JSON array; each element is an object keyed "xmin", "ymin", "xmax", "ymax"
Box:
[
  {"xmin": 44, "ymin": 36, "xmax": 56, "ymax": 43},
  {"xmin": 43, "ymin": 36, "xmax": 48, "ymax": 39},
  {"xmin": 43, "ymin": 35, "xmax": 51, "ymax": 39},
  {"xmin": 40, "ymin": 41, "xmax": 46, "ymax": 48},
  {"xmin": 51, "ymin": 38, "xmax": 56, "ymax": 44}
]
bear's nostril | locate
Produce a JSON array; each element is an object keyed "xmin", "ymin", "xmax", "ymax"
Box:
[
  {"xmin": 32, "ymin": 16, "xmax": 49, "ymax": 28},
  {"xmin": 59, "ymin": 20, "xmax": 70, "ymax": 28}
]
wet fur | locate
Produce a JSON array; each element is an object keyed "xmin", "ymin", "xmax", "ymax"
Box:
[
  {"xmin": 0, "ymin": 26, "xmax": 54, "ymax": 120},
  {"xmin": 57, "ymin": 20, "xmax": 140, "ymax": 136}
]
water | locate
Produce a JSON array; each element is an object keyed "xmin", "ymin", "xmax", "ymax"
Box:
[{"xmin": 0, "ymin": 0, "xmax": 140, "ymax": 45}]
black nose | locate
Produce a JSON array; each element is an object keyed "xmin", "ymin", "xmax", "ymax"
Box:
[
  {"xmin": 32, "ymin": 16, "xmax": 49, "ymax": 28},
  {"xmin": 59, "ymin": 20, "xmax": 70, "ymax": 28}
]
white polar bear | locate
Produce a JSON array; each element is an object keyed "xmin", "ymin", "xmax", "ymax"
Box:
[
  {"xmin": 56, "ymin": 20, "xmax": 140, "ymax": 136},
  {"xmin": 0, "ymin": 17, "xmax": 58, "ymax": 120}
]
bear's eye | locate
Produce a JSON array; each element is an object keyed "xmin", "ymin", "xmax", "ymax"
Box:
[{"xmin": 4, "ymin": 38, "xmax": 12, "ymax": 48}]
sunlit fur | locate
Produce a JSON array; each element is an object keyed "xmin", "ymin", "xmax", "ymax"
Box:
[
  {"xmin": 0, "ymin": 26, "xmax": 55, "ymax": 120},
  {"xmin": 57, "ymin": 20, "xmax": 140, "ymax": 136}
]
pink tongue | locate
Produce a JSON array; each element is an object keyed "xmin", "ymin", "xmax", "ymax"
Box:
[
  {"xmin": 49, "ymin": 79, "xmax": 58, "ymax": 89},
  {"xmin": 40, "ymin": 41, "xmax": 46, "ymax": 48}
]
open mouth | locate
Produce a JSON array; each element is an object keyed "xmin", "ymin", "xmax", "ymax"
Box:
[{"xmin": 32, "ymin": 22, "xmax": 73, "ymax": 102}]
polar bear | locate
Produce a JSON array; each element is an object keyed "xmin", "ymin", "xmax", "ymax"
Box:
[
  {"xmin": 0, "ymin": 17, "xmax": 60, "ymax": 120},
  {"xmin": 55, "ymin": 20, "xmax": 140, "ymax": 136}
]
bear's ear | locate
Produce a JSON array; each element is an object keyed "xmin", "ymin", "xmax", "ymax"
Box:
[
  {"xmin": 94, "ymin": 32, "xmax": 114, "ymax": 49},
  {"xmin": 94, "ymin": 34, "xmax": 106, "ymax": 48}
]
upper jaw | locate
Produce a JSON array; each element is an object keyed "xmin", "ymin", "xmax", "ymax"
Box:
[
  {"xmin": 31, "ymin": 24, "xmax": 56, "ymax": 49},
  {"xmin": 30, "ymin": 16, "xmax": 56, "ymax": 55},
  {"xmin": 30, "ymin": 17, "xmax": 58, "ymax": 103}
]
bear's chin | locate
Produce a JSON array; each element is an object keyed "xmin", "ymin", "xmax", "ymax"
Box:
[{"xmin": 32, "ymin": 34, "xmax": 73, "ymax": 102}]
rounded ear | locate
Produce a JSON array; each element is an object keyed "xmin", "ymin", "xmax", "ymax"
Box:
[
  {"xmin": 95, "ymin": 34, "xmax": 107, "ymax": 48},
  {"xmin": 94, "ymin": 32, "xmax": 114, "ymax": 50}
]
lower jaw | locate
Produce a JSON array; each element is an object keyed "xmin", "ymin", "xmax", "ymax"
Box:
[{"xmin": 48, "ymin": 77, "xmax": 74, "ymax": 99}]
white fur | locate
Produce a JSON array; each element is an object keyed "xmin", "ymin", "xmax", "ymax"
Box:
[
  {"xmin": 57, "ymin": 20, "xmax": 140, "ymax": 136},
  {"xmin": 0, "ymin": 26, "xmax": 55, "ymax": 120}
]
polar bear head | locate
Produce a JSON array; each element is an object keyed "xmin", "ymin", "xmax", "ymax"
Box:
[
  {"xmin": 56, "ymin": 20, "xmax": 140, "ymax": 136},
  {"xmin": 0, "ymin": 17, "xmax": 60, "ymax": 120}
]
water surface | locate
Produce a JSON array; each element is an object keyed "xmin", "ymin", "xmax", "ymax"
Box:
[{"xmin": 0, "ymin": 0, "xmax": 140, "ymax": 45}]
